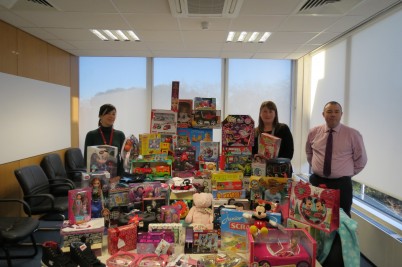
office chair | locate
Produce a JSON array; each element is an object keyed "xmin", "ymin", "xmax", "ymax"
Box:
[
  {"xmin": 0, "ymin": 199, "xmax": 40, "ymax": 267},
  {"xmin": 14, "ymin": 165, "xmax": 71, "ymax": 221},
  {"xmin": 40, "ymin": 153, "xmax": 77, "ymax": 195},
  {"xmin": 64, "ymin": 147, "xmax": 87, "ymax": 185}
]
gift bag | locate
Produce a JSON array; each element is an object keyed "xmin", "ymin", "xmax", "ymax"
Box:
[{"xmin": 288, "ymin": 180, "xmax": 340, "ymax": 232}]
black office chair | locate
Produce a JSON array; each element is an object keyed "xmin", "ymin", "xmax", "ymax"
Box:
[
  {"xmin": 14, "ymin": 165, "xmax": 71, "ymax": 221},
  {"xmin": 0, "ymin": 199, "xmax": 40, "ymax": 267},
  {"xmin": 40, "ymin": 153, "xmax": 77, "ymax": 195},
  {"xmin": 64, "ymin": 147, "xmax": 87, "ymax": 184}
]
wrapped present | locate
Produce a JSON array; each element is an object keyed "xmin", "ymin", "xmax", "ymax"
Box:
[{"xmin": 108, "ymin": 223, "xmax": 137, "ymax": 255}]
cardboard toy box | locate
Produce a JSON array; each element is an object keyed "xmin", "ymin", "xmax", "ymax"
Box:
[
  {"xmin": 246, "ymin": 227, "xmax": 317, "ymax": 267},
  {"xmin": 86, "ymin": 145, "xmax": 118, "ymax": 177},
  {"xmin": 150, "ymin": 109, "xmax": 177, "ymax": 134},
  {"xmin": 60, "ymin": 218, "xmax": 104, "ymax": 255},
  {"xmin": 212, "ymin": 189, "xmax": 246, "ymax": 199},
  {"xmin": 219, "ymin": 208, "xmax": 253, "ymax": 253}
]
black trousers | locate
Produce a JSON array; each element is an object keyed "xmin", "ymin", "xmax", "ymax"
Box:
[
  {"xmin": 310, "ymin": 174, "xmax": 351, "ymax": 267},
  {"xmin": 309, "ymin": 174, "xmax": 352, "ymax": 217}
]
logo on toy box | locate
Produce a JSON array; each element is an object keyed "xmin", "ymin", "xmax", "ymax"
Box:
[
  {"xmin": 216, "ymin": 191, "xmax": 244, "ymax": 198},
  {"xmin": 229, "ymin": 222, "xmax": 248, "ymax": 230}
]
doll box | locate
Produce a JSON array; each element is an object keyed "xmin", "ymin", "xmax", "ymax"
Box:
[
  {"xmin": 136, "ymin": 231, "xmax": 175, "ymax": 255},
  {"xmin": 177, "ymin": 99, "xmax": 193, "ymax": 128},
  {"xmin": 60, "ymin": 218, "xmax": 104, "ymax": 254},
  {"xmin": 86, "ymin": 145, "xmax": 118, "ymax": 177},
  {"xmin": 68, "ymin": 188, "xmax": 92, "ymax": 225},
  {"xmin": 246, "ymin": 227, "xmax": 316, "ymax": 267},
  {"xmin": 148, "ymin": 223, "xmax": 183, "ymax": 244},
  {"xmin": 107, "ymin": 223, "xmax": 138, "ymax": 255}
]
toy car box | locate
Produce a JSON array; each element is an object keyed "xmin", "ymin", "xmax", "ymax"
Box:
[{"xmin": 246, "ymin": 227, "xmax": 317, "ymax": 267}]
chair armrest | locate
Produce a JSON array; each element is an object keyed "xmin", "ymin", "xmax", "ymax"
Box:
[
  {"xmin": 48, "ymin": 179, "xmax": 75, "ymax": 189},
  {"xmin": 0, "ymin": 199, "xmax": 33, "ymax": 217},
  {"xmin": 24, "ymin": 193, "xmax": 56, "ymax": 209},
  {"xmin": 66, "ymin": 169, "xmax": 87, "ymax": 174}
]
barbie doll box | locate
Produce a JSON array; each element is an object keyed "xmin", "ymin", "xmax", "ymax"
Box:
[{"xmin": 60, "ymin": 217, "xmax": 104, "ymax": 255}]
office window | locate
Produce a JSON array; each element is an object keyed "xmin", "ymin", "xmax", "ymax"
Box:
[
  {"xmin": 153, "ymin": 58, "xmax": 222, "ymax": 142},
  {"xmin": 79, "ymin": 57, "xmax": 147, "ymax": 150},
  {"xmin": 227, "ymin": 59, "xmax": 292, "ymax": 126}
]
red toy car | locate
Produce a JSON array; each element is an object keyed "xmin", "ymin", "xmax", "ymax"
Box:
[
  {"xmin": 133, "ymin": 167, "xmax": 153, "ymax": 175},
  {"xmin": 252, "ymin": 240, "xmax": 311, "ymax": 267}
]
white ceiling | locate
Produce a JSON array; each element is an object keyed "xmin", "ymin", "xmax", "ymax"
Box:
[{"xmin": 0, "ymin": 0, "xmax": 400, "ymax": 59}]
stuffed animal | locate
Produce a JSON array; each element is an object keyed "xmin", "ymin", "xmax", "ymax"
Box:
[
  {"xmin": 185, "ymin": 192, "xmax": 213, "ymax": 229},
  {"xmin": 243, "ymin": 202, "xmax": 277, "ymax": 236}
]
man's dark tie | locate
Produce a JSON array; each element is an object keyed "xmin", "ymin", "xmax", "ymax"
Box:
[{"xmin": 323, "ymin": 129, "xmax": 333, "ymax": 177}]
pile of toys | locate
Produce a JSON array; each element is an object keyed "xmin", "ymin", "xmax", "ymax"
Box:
[{"xmin": 60, "ymin": 81, "xmax": 339, "ymax": 267}]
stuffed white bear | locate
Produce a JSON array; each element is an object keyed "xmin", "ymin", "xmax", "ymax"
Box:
[{"xmin": 185, "ymin": 192, "xmax": 213, "ymax": 230}]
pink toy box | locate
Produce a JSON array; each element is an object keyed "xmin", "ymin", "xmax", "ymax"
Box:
[
  {"xmin": 136, "ymin": 231, "xmax": 175, "ymax": 255},
  {"xmin": 246, "ymin": 227, "xmax": 316, "ymax": 267},
  {"xmin": 68, "ymin": 187, "xmax": 91, "ymax": 225}
]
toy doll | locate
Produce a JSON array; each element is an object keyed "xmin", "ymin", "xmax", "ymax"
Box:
[
  {"xmin": 90, "ymin": 177, "xmax": 109, "ymax": 218},
  {"xmin": 73, "ymin": 193, "xmax": 85, "ymax": 217}
]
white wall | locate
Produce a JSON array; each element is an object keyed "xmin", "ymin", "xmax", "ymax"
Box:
[{"xmin": 295, "ymin": 5, "xmax": 402, "ymax": 201}]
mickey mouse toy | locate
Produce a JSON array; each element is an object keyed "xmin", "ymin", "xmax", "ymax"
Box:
[{"xmin": 243, "ymin": 201, "xmax": 279, "ymax": 236}]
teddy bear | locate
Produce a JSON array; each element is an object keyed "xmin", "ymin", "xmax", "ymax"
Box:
[{"xmin": 185, "ymin": 192, "xmax": 213, "ymax": 230}]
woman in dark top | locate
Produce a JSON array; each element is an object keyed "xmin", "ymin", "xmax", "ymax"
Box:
[
  {"xmin": 252, "ymin": 101, "xmax": 294, "ymax": 160},
  {"xmin": 84, "ymin": 104, "xmax": 126, "ymax": 176}
]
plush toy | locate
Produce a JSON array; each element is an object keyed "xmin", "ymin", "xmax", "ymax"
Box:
[
  {"xmin": 243, "ymin": 202, "xmax": 277, "ymax": 236},
  {"xmin": 185, "ymin": 192, "xmax": 213, "ymax": 229}
]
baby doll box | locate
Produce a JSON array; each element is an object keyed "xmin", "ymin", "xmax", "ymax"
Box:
[
  {"xmin": 87, "ymin": 145, "xmax": 118, "ymax": 177},
  {"xmin": 60, "ymin": 217, "xmax": 104, "ymax": 255},
  {"xmin": 258, "ymin": 133, "xmax": 281, "ymax": 159},
  {"xmin": 107, "ymin": 223, "xmax": 138, "ymax": 255},
  {"xmin": 246, "ymin": 227, "xmax": 317, "ymax": 267}
]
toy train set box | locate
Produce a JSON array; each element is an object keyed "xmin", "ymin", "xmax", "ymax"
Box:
[{"xmin": 246, "ymin": 228, "xmax": 317, "ymax": 267}]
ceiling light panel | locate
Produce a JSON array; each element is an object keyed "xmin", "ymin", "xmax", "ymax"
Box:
[
  {"xmin": 90, "ymin": 30, "xmax": 141, "ymax": 42},
  {"xmin": 226, "ymin": 31, "xmax": 271, "ymax": 43}
]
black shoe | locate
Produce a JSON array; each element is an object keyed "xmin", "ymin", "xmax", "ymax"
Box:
[
  {"xmin": 69, "ymin": 241, "xmax": 105, "ymax": 267},
  {"xmin": 41, "ymin": 241, "xmax": 77, "ymax": 267}
]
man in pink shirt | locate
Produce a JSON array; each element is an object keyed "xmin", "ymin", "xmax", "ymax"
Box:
[{"xmin": 306, "ymin": 101, "xmax": 367, "ymax": 217}]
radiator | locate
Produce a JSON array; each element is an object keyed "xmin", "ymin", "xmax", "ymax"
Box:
[{"xmin": 352, "ymin": 208, "xmax": 402, "ymax": 267}]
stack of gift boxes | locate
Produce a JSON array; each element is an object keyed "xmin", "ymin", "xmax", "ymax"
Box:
[{"xmin": 62, "ymin": 81, "xmax": 333, "ymax": 267}]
